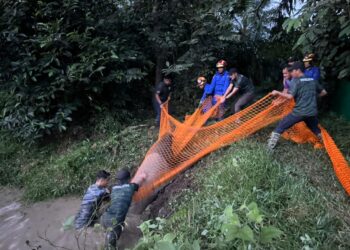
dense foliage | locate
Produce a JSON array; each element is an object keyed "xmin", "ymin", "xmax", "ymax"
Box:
[
  {"xmin": 283, "ymin": 0, "xmax": 350, "ymax": 80},
  {"xmin": 0, "ymin": 0, "xmax": 348, "ymax": 140}
]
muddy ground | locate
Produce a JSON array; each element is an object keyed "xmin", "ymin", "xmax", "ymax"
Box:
[{"xmin": 0, "ymin": 187, "xmax": 143, "ymax": 250}]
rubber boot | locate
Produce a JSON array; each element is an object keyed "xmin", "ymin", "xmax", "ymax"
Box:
[{"xmin": 267, "ymin": 132, "xmax": 281, "ymax": 151}]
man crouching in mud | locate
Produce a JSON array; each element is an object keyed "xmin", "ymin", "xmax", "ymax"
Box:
[
  {"xmin": 74, "ymin": 170, "xmax": 111, "ymax": 230},
  {"xmin": 101, "ymin": 169, "xmax": 147, "ymax": 250}
]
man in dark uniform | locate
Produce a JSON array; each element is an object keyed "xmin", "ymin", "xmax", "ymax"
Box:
[
  {"xmin": 153, "ymin": 75, "xmax": 173, "ymax": 126},
  {"xmin": 222, "ymin": 68, "xmax": 255, "ymax": 114},
  {"xmin": 101, "ymin": 169, "xmax": 146, "ymax": 250},
  {"xmin": 267, "ymin": 61, "xmax": 327, "ymax": 150}
]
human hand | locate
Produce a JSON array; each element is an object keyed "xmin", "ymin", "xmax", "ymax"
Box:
[
  {"xmin": 271, "ymin": 90, "xmax": 279, "ymax": 96},
  {"xmin": 219, "ymin": 96, "xmax": 226, "ymax": 104}
]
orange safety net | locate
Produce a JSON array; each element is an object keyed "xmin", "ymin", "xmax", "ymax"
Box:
[{"xmin": 132, "ymin": 94, "xmax": 350, "ymax": 200}]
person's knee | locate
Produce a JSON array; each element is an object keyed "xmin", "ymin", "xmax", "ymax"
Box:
[{"xmin": 234, "ymin": 104, "xmax": 243, "ymax": 113}]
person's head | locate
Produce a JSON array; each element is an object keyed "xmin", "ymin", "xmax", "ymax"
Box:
[
  {"xmin": 228, "ymin": 68, "xmax": 239, "ymax": 81},
  {"xmin": 287, "ymin": 56, "xmax": 297, "ymax": 66},
  {"xmin": 216, "ymin": 60, "xmax": 227, "ymax": 74},
  {"xmin": 163, "ymin": 76, "xmax": 172, "ymax": 85},
  {"xmin": 288, "ymin": 61, "xmax": 305, "ymax": 78},
  {"xmin": 115, "ymin": 169, "xmax": 131, "ymax": 185},
  {"xmin": 303, "ymin": 53, "xmax": 315, "ymax": 68},
  {"xmin": 282, "ymin": 65, "xmax": 291, "ymax": 80},
  {"xmin": 95, "ymin": 170, "xmax": 111, "ymax": 187},
  {"xmin": 197, "ymin": 76, "xmax": 207, "ymax": 89}
]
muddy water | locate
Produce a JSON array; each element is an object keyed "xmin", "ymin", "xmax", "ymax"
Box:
[{"xmin": 0, "ymin": 187, "xmax": 142, "ymax": 250}]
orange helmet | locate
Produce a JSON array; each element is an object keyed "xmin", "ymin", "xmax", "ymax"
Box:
[
  {"xmin": 303, "ymin": 53, "xmax": 315, "ymax": 62},
  {"xmin": 216, "ymin": 60, "xmax": 227, "ymax": 68}
]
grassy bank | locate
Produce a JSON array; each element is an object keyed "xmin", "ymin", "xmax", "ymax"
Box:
[
  {"xmin": 134, "ymin": 114, "xmax": 350, "ymax": 249},
  {"xmin": 0, "ymin": 117, "xmax": 158, "ymax": 201}
]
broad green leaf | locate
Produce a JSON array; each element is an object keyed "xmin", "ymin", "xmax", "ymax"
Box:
[
  {"xmin": 163, "ymin": 233, "xmax": 176, "ymax": 242},
  {"xmin": 338, "ymin": 68, "xmax": 349, "ymax": 79},
  {"xmin": 155, "ymin": 240, "xmax": 176, "ymax": 250},
  {"xmin": 61, "ymin": 215, "xmax": 74, "ymax": 231},
  {"xmin": 260, "ymin": 226, "xmax": 283, "ymax": 243},
  {"xmin": 339, "ymin": 25, "xmax": 350, "ymax": 38},
  {"xmin": 237, "ymin": 225, "xmax": 254, "ymax": 242},
  {"xmin": 222, "ymin": 223, "xmax": 239, "ymax": 241},
  {"xmin": 192, "ymin": 240, "xmax": 200, "ymax": 250}
]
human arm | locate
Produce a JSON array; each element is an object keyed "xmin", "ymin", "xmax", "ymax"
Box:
[
  {"xmin": 226, "ymin": 87, "xmax": 239, "ymax": 99},
  {"xmin": 131, "ymin": 172, "xmax": 147, "ymax": 187},
  {"xmin": 271, "ymin": 90, "xmax": 293, "ymax": 99},
  {"xmin": 316, "ymin": 82, "xmax": 327, "ymax": 97}
]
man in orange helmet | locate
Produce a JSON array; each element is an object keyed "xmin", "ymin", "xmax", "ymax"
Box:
[{"xmin": 202, "ymin": 60, "xmax": 230, "ymax": 120}]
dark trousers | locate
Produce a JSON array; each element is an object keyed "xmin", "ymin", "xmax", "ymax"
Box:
[
  {"xmin": 101, "ymin": 214, "xmax": 124, "ymax": 250},
  {"xmin": 152, "ymin": 99, "xmax": 161, "ymax": 126},
  {"xmin": 275, "ymin": 113, "xmax": 321, "ymax": 135},
  {"xmin": 232, "ymin": 92, "xmax": 255, "ymax": 113}
]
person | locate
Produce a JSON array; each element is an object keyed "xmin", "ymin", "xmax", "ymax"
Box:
[
  {"xmin": 101, "ymin": 169, "xmax": 147, "ymax": 249},
  {"xmin": 153, "ymin": 75, "xmax": 173, "ymax": 126},
  {"xmin": 267, "ymin": 61, "xmax": 327, "ymax": 150},
  {"xmin": 74, "ymin": 170, "xmax": 111, "ymax": 230},
  {"xmin": 303, "ymin": 53, "xmax": 321, "ymax": 81},
  {"xmin": 197, "ymin": 76, "xmax": 214, "ymax": 113},
  {"xmin": 287, "ymin": 56, "xmax": 297, "ymax": 66},
  {"xmin": 282, "ymin": 64, "xmax": 293, "ymax": 93},
  {"xmin": 208, "ymin": 60, "xmax": 231, "ymax": 120},
  {"xmin": 222, "ymin": 68, "xmax": 255, "ymax": 114}
]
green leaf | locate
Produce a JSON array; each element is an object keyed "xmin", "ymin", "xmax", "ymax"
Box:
[
  {"xmin": 163, "ymin": 233, "xmax": 176, "ymax": 242},
  {"xmin": 155, "ymin": 240, "xmax": 176, "ymax": 250},
  {"xmin": 338, "ymin": 68, "xmax": 349, "ymax": 79},
  {"xmin": 192, "ymin": 240, "xmax": 200, "ymax": 250},
  {"xmin": 339, "ymin": 25, "xmax": 350, "ymax": 38},
  {"xmin": 293, "ymin": 34, "xmax": 306, "ymax": 50},
  {"xmin": 222, "ymin": 223, "xmax": 239, "ymax": 241},
  {"xmin": 61, "ymin": 215, "xmax": 74, "ymax": 231},
  {"xmin": 260, "ymin": 226, "xmax": 283, "ymax": 243},
  {"xmin": 237, "ymin": 225, "xmax": 254, "ymax": 242}
]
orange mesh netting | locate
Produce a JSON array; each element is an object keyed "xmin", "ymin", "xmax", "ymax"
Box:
[{"xmin": 132, "ymin": 94, "xmax": 350, "ymax": 200}]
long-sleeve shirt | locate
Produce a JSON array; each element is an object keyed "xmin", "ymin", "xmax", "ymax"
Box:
[
  {"xmin": 304, "ymin": 66, "xmax": 320, "ymax": 81},
  {"xmin": 211, "ymin": 71, "xmax": 230, "ymax": 96},
  {"xmin": 74, "ymin": 184, "xmax": 109, "ymax": 229}
]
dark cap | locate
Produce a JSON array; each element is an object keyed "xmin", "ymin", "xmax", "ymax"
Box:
[
  {"xmin": 288, "ymin": 61, "xmax": 304, "ymax": 72},
  {"xmin": 96, "ymin": 170, "xmax": 111, "ymax": 180},
  {"xmin": 116, "ymin": 169, "xmax": 131, "ymax": 180},
  {"xmin": 229, "ymin": 68, "xmax": 238, "ymax": 75}
]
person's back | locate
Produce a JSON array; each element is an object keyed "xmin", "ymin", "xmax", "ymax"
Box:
[
  {"xmin": 102, "ymin": 183, "xmax": 138, "ymax": 224},
  {"xmin": 291, "ymin": 76, "xmax": 322, "ymax": 117},
  {"xmin": 101, "ymin": 169, "xmax": 146, "ymax": 249},
  {"xmin": 233, "ymin": 74, "xmax": 255, "ymax": 95},
  {"xmin": 74, "ymin": 170, "xmax": 110, "ymax": 230}
]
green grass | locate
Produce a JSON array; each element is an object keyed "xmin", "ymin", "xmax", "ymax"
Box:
[
  {"xmin": 136, "ymin": 114, "xmax": 350, "ymax": 249},
  {"xmin": 0, "ymin": 118, "xmax": 158, "ymax": 201}
]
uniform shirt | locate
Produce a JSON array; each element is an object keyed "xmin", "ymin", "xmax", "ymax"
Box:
[
  {"xmin": 289, "ymin": 76, "xmax": 324, "ymax": 117},
  {"xmin": 200, "ymin": 83, "xmax": 214, "ymax": 103},
  {"xmin": 304, "ymin": 66, "xmax": 320, "ymax": 81},
  {"xmin": 74, "ymin": 184, "xmax": 109, "ymax": 229},
  {"xmin": 155, "ymin": 82, "xmax": 173, "ymax": 103},
  {"xmin": 211, "ymin": 71, "xmax": 230, "ymax": 96},
  {"xmin": 231, "ymin": 74, "xmax": 255, "ymax": 95},
  {"xmin": 103, "ymin": 183, "xmax": 139, "ymax": 223},
  {"xmin": 283, "ymin": 79, "xmax": 292, "ymax": 90}
]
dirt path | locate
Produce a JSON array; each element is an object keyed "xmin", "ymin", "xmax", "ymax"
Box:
[{"xmin": 0, "ymin": 187, "xmax": 142, "ymax": 250}]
